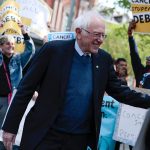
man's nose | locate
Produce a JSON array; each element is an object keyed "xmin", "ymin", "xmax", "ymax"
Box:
[{"xmin": 97, "ymin": 36, "xmax": 104, "ymax": 42}]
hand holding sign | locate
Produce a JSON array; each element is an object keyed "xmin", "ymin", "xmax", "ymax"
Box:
[
  {"xmin": 130, "ymin": 0, "xmax": 150, "ymax": 33},
  {"xmin": 128, "ymin": 20, "xmax": 136, "ymax": 36}
]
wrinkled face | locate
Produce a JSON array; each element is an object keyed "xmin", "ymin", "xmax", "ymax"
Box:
[
  {"xmin": 1, "ymin": 41, "xmax": 15, "ymax": 57},
  {"xmin": 116, "ymin": 61, "xmax": 128, "ymax": 77},
  {"xmin": 76, "ymin": 18, "xmax": 106, "ymax": 54}
]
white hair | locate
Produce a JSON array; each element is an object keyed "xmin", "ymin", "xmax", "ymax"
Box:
[
  {"xmin": 0, "ymin": 34, "xmax": 15, "ymax": 45},
  {"xmin": 72, "ymin": 10, "xmax": 104, "ymax": 30}
]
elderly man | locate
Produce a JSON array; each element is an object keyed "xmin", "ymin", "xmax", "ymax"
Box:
[{"xmin": 2, "ymin": 11, "xmax": 150, "ymax": 150}]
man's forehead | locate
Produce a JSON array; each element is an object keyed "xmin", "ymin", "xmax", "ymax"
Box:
[
  {"xmin": 119, "ymin": 61, "xmax": 127, "ymax": 65},
  {"xmin": 89, "ymin": 23, "xmax": 105, "ymax": 32}
]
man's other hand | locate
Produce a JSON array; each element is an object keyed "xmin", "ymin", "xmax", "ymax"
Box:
[{"xmin": 2, "ymin": 131, "xmax": 16, "ymax": 150}]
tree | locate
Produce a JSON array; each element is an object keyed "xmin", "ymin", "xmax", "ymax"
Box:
[{"xmin": 101, "ymin": 22, "xmax": 150, "ymax": 77}]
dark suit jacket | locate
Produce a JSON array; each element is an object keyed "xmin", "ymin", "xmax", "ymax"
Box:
[
  {"xmin": 128, "ymin": 36, "xmax": 150, "ymax": 87},
  {"xmin": 2, "ymin": 40, "xmax": 150, "ymax": 150}
]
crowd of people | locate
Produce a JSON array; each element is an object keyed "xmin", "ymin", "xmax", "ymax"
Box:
[{"xmin": 0, "ymin": 10, "xmax": 150, "ymax": 150}]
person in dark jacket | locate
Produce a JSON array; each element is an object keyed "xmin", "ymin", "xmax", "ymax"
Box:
[
  {"xmin": 2, "ymin": 11, "xmax": 150, "ymax": 150},
  {"xmin": 139, "ymin": 73, "xmax": 150, "ymax": 89},
  {"xmin": 115, "ymin": 58, "xmax": 128, "ymax": 86},
  {"xmin": 114, "ymin": 58, "xmax": 133, "ymax": 150},
  {"xmin": 128, "ymin": 21, "xmax": 150, "ymax": 87}
]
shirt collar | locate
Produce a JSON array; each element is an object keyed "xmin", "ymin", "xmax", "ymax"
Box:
[{"xmin": 75, "ymin": 40, "xmax": 91, "ymax": 57}]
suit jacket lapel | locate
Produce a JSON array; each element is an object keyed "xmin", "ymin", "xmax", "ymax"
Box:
[
  {"xmin": 92, "ymin": 50, "xmax": 108, "ymax": 140},
  {"xmin": 92, "ymin": 50, "xmax": 107, "ymax": 105},
  {"xmin": 60, "ymin": 40, "xmax": 75, "ymax": 99},
  {"xmin": 92, "ymin": 53, "xmax": 100, "ymax": 98}
]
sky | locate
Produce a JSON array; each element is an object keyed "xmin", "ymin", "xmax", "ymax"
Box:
[
  {"xmin": 95, "ymin": 0, "xmax": 132, "ymax": 19},
  {"xmin": 96, "ymin": 0, "xmax": 116, "ymax": 8}
]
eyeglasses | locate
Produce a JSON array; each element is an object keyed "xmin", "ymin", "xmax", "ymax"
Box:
[{"xmin": 81, "ymin": 28, "xmax": 107, "ymax": 39}]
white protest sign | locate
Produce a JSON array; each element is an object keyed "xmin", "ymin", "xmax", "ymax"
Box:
[
  {"xmin": 113, "ymin": 103, "xmax": 147, "ymax": 146},
  {"xmin": 48, "ymin": 32, "xmax": 75, "ymax": 41},
  {"xmin": 16, "ymin": 0, "xmax": 52, "ymax": 39}
]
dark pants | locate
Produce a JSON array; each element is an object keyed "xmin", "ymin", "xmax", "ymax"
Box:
[
  {"xmin": 0, "ymin": 97, "xmax": 8, "ymax": 127},
  {"xmin": 35, "ymin": 128, "xmax": 90, "ymax": 150}
]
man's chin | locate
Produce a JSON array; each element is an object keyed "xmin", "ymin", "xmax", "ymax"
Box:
[{"xmin": 92, "ymin": 49, "xmax": 99, "ymax": 54}]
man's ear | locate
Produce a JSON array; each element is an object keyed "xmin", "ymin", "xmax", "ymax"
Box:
[{"xmin": 75, "ymin": 28, "xmax": 82, "ymax": 39}]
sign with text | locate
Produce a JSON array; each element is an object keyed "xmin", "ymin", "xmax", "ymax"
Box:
[
  {"xmin": 16, "ymin": 0, "xmax": 52, "ymax": 39},
  {"xmin": 129, "ymin": 0, "xmax": 150, "ymax": 33},
  {"xmin": 48, "ymin": 32, "xmax": 75, "ymax": 41},
  {"xmin": 0, "ymin": 0, "xmax": 25, "ymax": 52},
  {"xmin": 98, "ymin": 96, "xmax": 119, "ymax": 150},
  {"xmin": 113, "ymin": 103, "xmax": 147, "ymax": 146}
]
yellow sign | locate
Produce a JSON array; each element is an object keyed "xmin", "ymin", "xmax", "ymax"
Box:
[
  {"xmin": 13, "ymin": 35, "xmax": 25, "ymax": 53},
  {"xmin": 0, "ymin": 0, "xmax": 28, "ymax": 52},
  {"xmin": 0, "ymin": 20, "xmax": 21, "ymax": 35},
  {"xmin": 132, "ymin": 3, "xmax": 150, "ymax": 13},
  {"xmin": 21, "ymin": 17, "xmax": 32, "ymax": 26},
  {"xmin": 131, "ymin": 2, "xmax": 150, "ymax": 33},
  {"xmin": 0, "ymin": 0, "xmax": 20, "ymax": 18}
]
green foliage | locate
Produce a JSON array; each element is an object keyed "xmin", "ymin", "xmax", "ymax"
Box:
[
  {"xmin": 117, "ymin": 0, "xmax": 131, "ymax": 9},
  {"xmin": 101, "ymin": 22, "xmax": 150, "ymax": 76}
]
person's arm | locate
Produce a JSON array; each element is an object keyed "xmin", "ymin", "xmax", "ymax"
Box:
[
  {"xmin": 18, "ymin": 23, "xmax": 35, "ymax": 69},
  {"xmin": 106, "ymin": 55, "xmax": 150, "ymax": 108},
  {"xmin": 128, "ymin": 21, "xmax": 145, "ymax": 86}
]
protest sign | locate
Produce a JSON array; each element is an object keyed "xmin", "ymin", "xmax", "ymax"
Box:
[
  {"xmin": 0, "ymin": 0, "xmax": 26, "ymax": 52},
  {"xmin": 113, "ymin": 103, "xmax": 147, "ymax": 146},
  {"xmin": 129, "ymin": 0, "xmax": 150, "ymax": 33},
  {"xmin": 16, "ymin": 0, "xmax": 52, "ymax": 39},
  {"xmin": 48, "ymin": 32, "xmax": 75, "ymax": 41},
  {"xmin": 98, "ymin": 96, "xmax": 119, "ymax": 150}
]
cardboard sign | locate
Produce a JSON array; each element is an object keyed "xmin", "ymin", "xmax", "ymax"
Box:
[
  {"xmin": 0, "ymin": 0, "xmax": 25, "ymax": 52},
  {"xmin": 129, "ymin": 0, "xmax": 150, "ymax": 33},
  {"xmin": 48, "ymin": 32, "xmax": 75, "ymax": 41},
  {"xmin": 113, "ymin": 103, "xmax": 147, "ymax": 146},
  {"xmin": 16, "ymin": 0, "xmax": 52, "ymax": 39}
]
